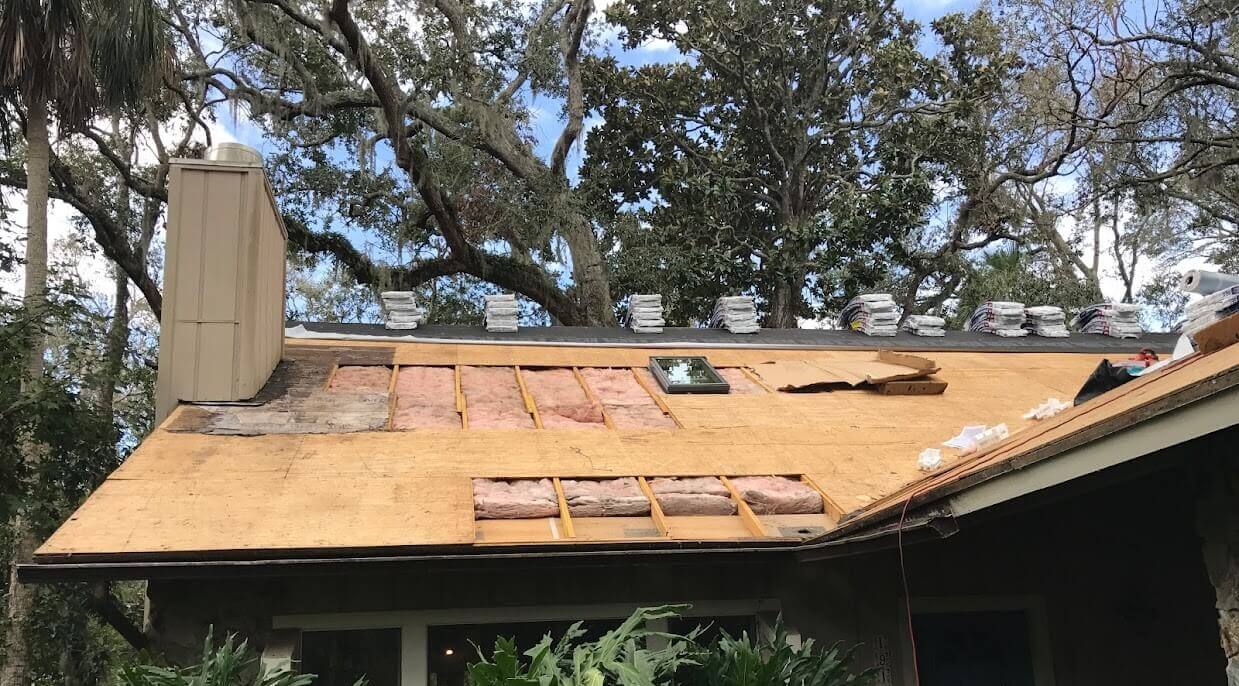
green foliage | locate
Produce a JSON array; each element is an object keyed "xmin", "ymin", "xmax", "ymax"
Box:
[
  {"xmin": 680, "ymin": 625, "xmax": 872, "ymax": 686},
  {"xmin": 114, "ymin": 629, "xmax": 319, "ymax": 686},
  {"xmin": 467, "ymin": 606, "xmax": 698, "ymax": 686},
  {"xmin": 948, "ymin": 248, "xmax": 1101, "ymax": 328},
  {"xmin": 0, "ymin": 273, "xmax": 153, "ymax": 682},
  {"xmin": 466, "ymin": 606, "xmax": 871, "ymax": 686}
]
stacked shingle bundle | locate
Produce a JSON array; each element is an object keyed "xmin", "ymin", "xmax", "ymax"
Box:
[
  {"xmin": 625, "ymin": 294, "xmax": 665, "ymax": 334},
  {"xmin": 900, "ymin": 314, "xmax": 946, "ymax": 337},
  {"xmin": 838, "ymin": 294, "xmax": 900, "ymax": 336},
  {"xmin": 966, "ymin": 301, "xmax": 1028, "ymax": 337},
  {"xmin": 710, "ymin": 296, "xmax": 760, "ymax": 334},
  {"xmin": 484, "ymin": 293, "xmax": 518, "ymax": 333},
  {"xmin": 380, "ymin": 291, "xmax": 427, "ymax": 330},
  {"xmin": 1182, "ymin": 285, "xmax": 1239, "ymax": 336},
  {"xmin": 1073, "ymin": 303, "xmax": 1142, "ymax": 338},
  {"xmin": 1023, "ymin": 305, "xmax": 1070, "ymax": 338}
]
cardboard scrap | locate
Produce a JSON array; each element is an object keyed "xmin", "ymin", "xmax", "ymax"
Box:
[
  {"xmin": 1192, "ymin": 312, "xmax": 1239, "ymax": 355},
  {"xmin": 752, "ymin": 350, "xmax": 944, "ymax": 393}
]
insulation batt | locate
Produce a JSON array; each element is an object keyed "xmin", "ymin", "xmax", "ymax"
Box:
[
  {"xmin": 561, "ymin": 477, "xmax": 651, "ymax": 517},
  {"xmin": 522, "ymin": 369, "xmax": 605, "ymax": 429},
  {"xmin": 461, "ymin": 366, "xmax": 534, "ymax": 429},
  {"xmin": 580, "ymin": 368, "xmax": 676, "ymax": 428},
  {"xmin": 329, "ymin": 365, "xmax": 391, "ymax": 392},
  {"xmin": 716, "ymin": 368, "xmax": 764, "ymax": 394},
  {"xmin": 649, "ymin": 477, "xmax": 736, "ymax": 515},
  {"xmin": 472, "ymin": 478, "xmax": 559, "ymax": 519},
  {"xmin": 729, "ymin": 476, "xmax": 823, "ymax": 514},
  {"xmin": 392, "ymin": 366, "xmax": 460, "ymax": 430}
]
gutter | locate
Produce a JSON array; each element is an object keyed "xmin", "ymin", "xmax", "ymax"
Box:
[{"xmin": 18, "ymin": 518, "xmax": 952, "ymax": 583}]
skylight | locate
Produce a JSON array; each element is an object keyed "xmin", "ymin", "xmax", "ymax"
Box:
[{"xmin": 648, "ymin": 356, "xmax": 730, "ymax": 394}]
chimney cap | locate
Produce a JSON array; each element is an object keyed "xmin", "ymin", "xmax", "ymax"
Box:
[{"xmin": 205, "ymin": 142, "xmax": 262, "ymax": 164}]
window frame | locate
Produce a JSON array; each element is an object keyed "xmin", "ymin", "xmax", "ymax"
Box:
[
  {"xmin": 647, "ymin": 356, "xmax": 731, "ymax": 394},
  {"xmin": 897, "ymin": 595, "xmax": 1056, "ymax": 686},
  {"xmin": 274, "ymin": 599, "xmax": 782, "ymax": 686}
]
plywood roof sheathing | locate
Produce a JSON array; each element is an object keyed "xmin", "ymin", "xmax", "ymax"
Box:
[
  {"xmin": 800, "ymin": 474, "xmax": 843, "ymax": 523},
  {"xmin": 573, "ymin": 367, "xmax": 615, "ymax": 429},
  {"xmin": 637, "ymin": 476, "xmax": 672, "ymax": 537},
  {"xmin": 551, "ymin": 478, "xmax": 575, "ymax": 538},
  {"xmin": 719, "ymin": 476, "xmax": 766, "ymax": 537},
  {"xmin": 455, "ymin": 365, "xmax": 469, "ymax": 430},
  {"xmin": 629, "ymin": 366, "xmax": 684, "ymax": 428},
  {"xmin": 740, "ymin": 367, "xmax": 776, "ymax": 394},
  {"xmin": 514, "ymin": 366, "xmax": 544, "ymax": 429}
]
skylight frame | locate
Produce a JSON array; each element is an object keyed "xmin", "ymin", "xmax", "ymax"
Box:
[{"xmin": 648, "ymin": 356, "xmax": 731, "ymax": 394}]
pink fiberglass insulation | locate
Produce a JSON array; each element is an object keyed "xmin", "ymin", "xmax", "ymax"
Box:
[
  {"xmin": 729, "ymin": 476, "xmax": 823, "ymax": 515},
  {"xmin": 329, "ymin": 365, "xmax": 391, "ymax": 392},
  {"xmin": 649, "ymin": 476, "xmax": 737, "ymax": 516},
  {"xmin": 392, "ymin": 366, "xmax": 460, "ymax": 430},
  {"xmin": 522, "ymin": 369, "xmax": 605, "ymax": 429},
  {"xmin": 717, "ymin": 368, "xmax": 764, "ymax": 394},
  {"xmin": 561, "ymin": 477, "xmax": 651, "ymax": 517},
  {"xmin": 473, "ymin": 478, "xmax": 559, "ymax": 519},
  {"xmin": 461, "ymin": 366, "xmax": 534, "ymax": 429},
  {"xmin": 579, "ymin": 368, "xmax": 675, "ymax": 429}
]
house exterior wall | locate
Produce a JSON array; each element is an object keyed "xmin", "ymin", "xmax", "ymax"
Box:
[
  {"xmin": 145, "ymin": 435, "xmax": 1228, "ymax": 685},
  {"xmin": 155, "ymin": 158, "xmax": 286, "ymax": 422}
]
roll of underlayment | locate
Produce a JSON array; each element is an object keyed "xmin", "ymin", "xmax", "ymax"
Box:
[{"xmin": 1180, "ymin": 270, "xmax": 1239, "ymax": 295}]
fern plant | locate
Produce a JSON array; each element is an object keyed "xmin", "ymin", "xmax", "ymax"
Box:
[
  {"xmin": 466, "ymin": 605, "xmax": 699, "ymax": 686},
  {"xmin": 466, "ymin": 607, "xmax": 871, "ymax": 686},
  {"xmin": 114, "ymin": 629, "xmax": 322, "ymax": 686},
  {"xmin": 679, "ymin": 623, "xmax": 874, "ymax": 686}
]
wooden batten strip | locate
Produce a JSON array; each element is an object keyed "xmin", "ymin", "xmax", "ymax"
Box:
[
  {"xmin": 637, "ymin": 476, "xmax": 671, "ymax": 537},
  {"xmin": 740, "ymin": 366, "xmax": 776, "ymax": 394},
  {"xmin": 322, "ymin": 362, "xmax": 340, "ymax": 391},
  {"xmin": 629, "ymin": 367, "xmax": 684, "ymax": 428},
  {"xmin": 719, "ymin": 476, "xmax": 766, "ymax": 538},
  {"xmin": 800, "ymin": 474, "xmax": 844, "ymax": 522},
  {"xmin": 455, "ymin": 365, "xmax": 469, "ymax": 430},
  {"xmin": 386, "ymin": 365, "xmax": 400, "ymax": 431},
  {"xmin": 552, "ymin": 478, "xmax": 576, "ymax": 538},
  {"xmin": 514, "ymin": 366, "xmax": 543, "ymax": 429},
  {"xmin": 573, "ymin": 367, "xmax": 615, "ymax": 430}
]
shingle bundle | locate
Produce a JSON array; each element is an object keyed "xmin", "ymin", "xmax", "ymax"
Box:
[
  {"xmin": 710, "ymin": 296, "xmax": 760, "ymax": 334},
  {"xmin": 900, "ymin": 314, "xmax": 946, "ymax": 337},
  {"xmin": 1023, "ymin": 305, "xmax": 1070, "ymax": 338},
  {"xmin": 380, "ymin": 291, "xmax": 426, "ymax": 330},
  {"xmin": 484, "ymin": 293, "xmax": 518, "ymax": 333},
  {"xmin": 1182, "ymin": 285, "xmax": 1239, "ymax": 336},
  {"xmin": 625, "ymin": 294, "xmax": 665, "ymax": 334},
  {"xmin": 838, "ymin": 294, "xmax": 900, "ymax": 336},
  {"xmin": 966, "ymin": 301, "xmax": 1028, "ymax": 337},
  {"xmin": 1072, "ymin": 303, "xmax": 1142, "ymax": 338}
]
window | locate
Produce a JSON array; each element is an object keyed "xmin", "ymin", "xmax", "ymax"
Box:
[
  {"xmin": 300, "ymin": 628, "xmax": 402, "ymax": 686},
  {"xmin": 427, "ymin": 619, "xmax": 623, "ymax": 686},
  {"xmin": 648, "ymin": 357, "xmax": 730, "ymax": 394},
  {"xmin": 903, "ymin": 597, "xmax": 1055, "ymax": 686}
]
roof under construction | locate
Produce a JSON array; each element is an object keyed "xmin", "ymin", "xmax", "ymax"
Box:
[{"xmin": 30, "ymin": 323, "xmax": 1236, "ymax": 574}]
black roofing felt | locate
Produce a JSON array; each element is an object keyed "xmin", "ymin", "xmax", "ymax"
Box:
[{"xmin": 289, "ymin": 321, "xmax": 1181, "ymax": 354}]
